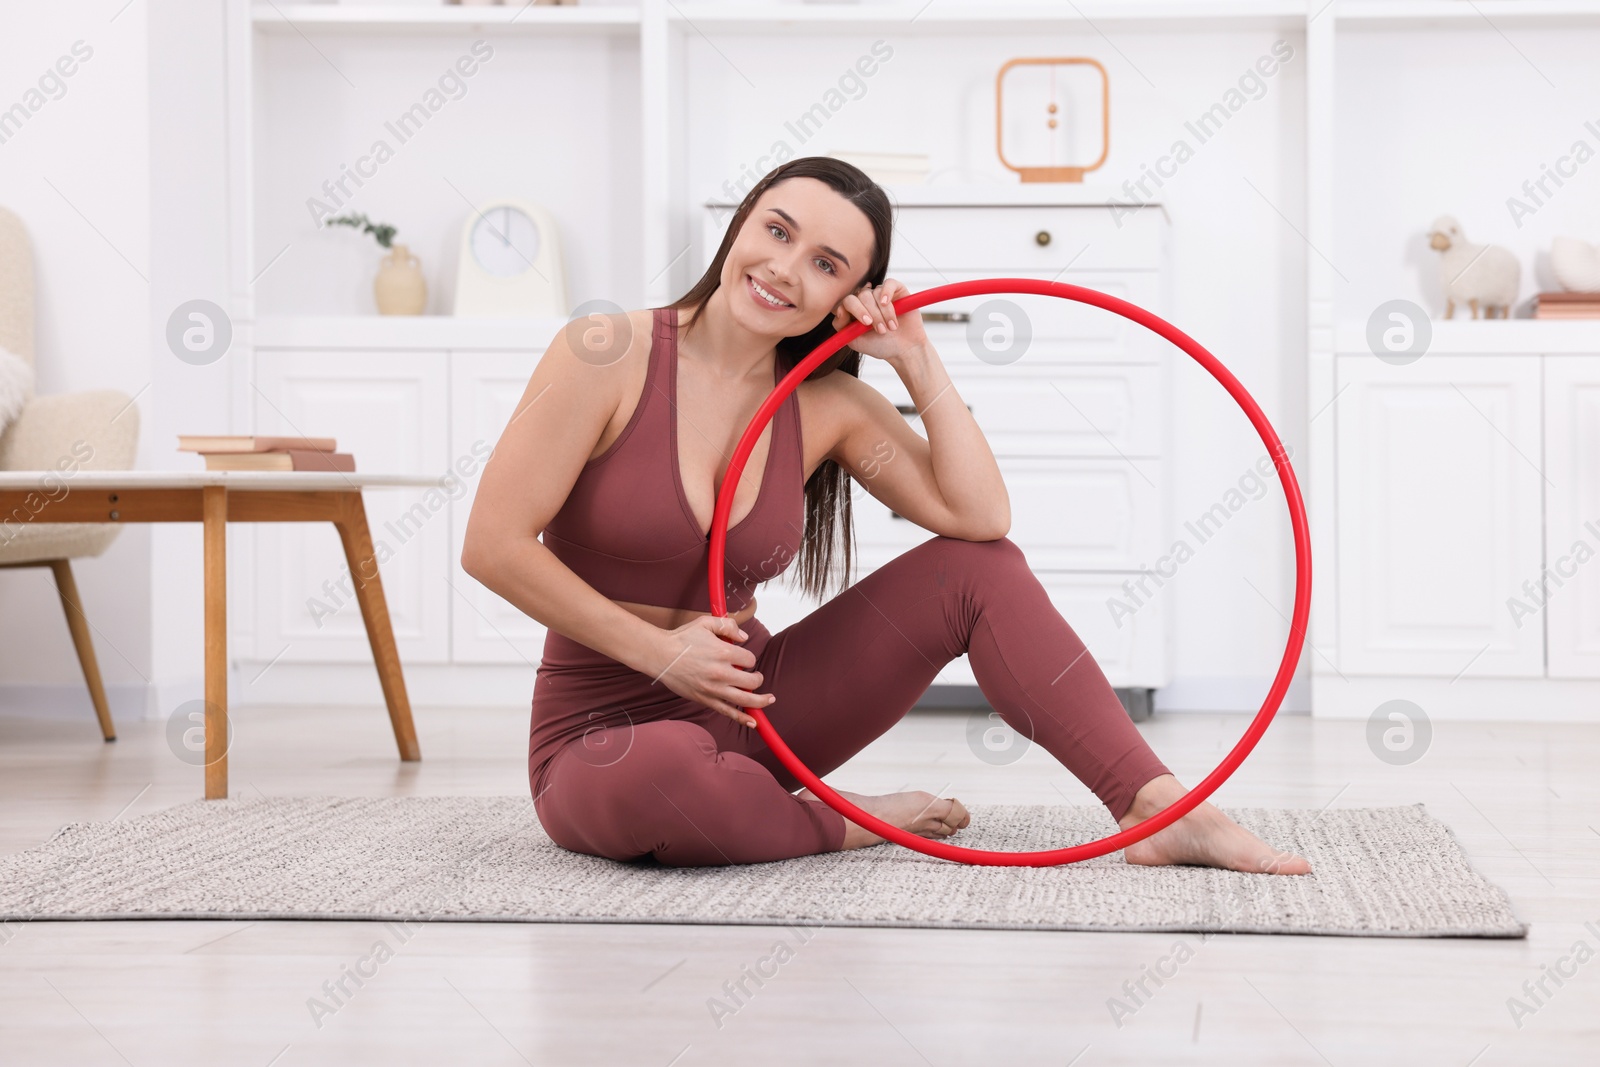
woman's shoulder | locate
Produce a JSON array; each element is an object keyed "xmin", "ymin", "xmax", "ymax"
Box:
[
  {"xmin": 799, "ymin": 361, "xmax": 875, "ymax": 405},
  {"xmin": 544, "ymin": 306, "xmax": 656, "ymax": 372}
]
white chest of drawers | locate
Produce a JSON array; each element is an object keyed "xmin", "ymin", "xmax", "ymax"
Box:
[{"xmin": 703, "ymin": 188, "xmax": 1174, "ymax": 717}]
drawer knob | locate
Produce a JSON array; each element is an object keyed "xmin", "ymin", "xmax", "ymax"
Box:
[{"xmin": 1035, "ymin": 229, "xmax": 1052, "ymax": 247}]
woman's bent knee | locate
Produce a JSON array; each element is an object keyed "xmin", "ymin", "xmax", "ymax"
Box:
[{"xmin": 923, "ymin": 534, "xmax": 1029, "ymax": 584}]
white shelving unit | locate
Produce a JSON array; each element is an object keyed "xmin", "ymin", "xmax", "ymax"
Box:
[
  {"xmin": 224, "ymin": 0, "xmax": 1600, "ymax": 719},
  {"xmin": 253, "ymin": 4, "xmax": 641, "ymax": 32},
  {"xmin": 1314, "ymin": 3, "xmax": 1600, "ymax": 720}
]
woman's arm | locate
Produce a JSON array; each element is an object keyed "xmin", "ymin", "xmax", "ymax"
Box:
[
  {"xmin": 459, "ymin": 312, "xmax": 671, "ymax": 677},
  {"xmin": 825, "ymin": 281, "xmax": 1010, "ymax": 540}
]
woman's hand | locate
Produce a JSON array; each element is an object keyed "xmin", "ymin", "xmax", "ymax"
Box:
[
  {"xmin": 650, "ymin": 614, "xmax": 774, "ymax": 728},
  {"xmin": 830, "ymin": 278, "xmax": 928, "ymax": 364}
]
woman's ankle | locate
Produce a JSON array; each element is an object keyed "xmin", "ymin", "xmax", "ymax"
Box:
[{"xmin": 1118, "ymin": 773, "xmax": 1186, "ymax": 829}]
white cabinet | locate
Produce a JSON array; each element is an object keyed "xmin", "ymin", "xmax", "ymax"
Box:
[
  {"xmin": 448, "ymin": 351, "xmax": 549, "ymax": 664},
  {"xmin": 251, "ymin": 350, "xmax": 453, "ymax": 664},
  {"xmin": 704, "ymin": 196, "xmax": 1173, "ymax": 704},
  {"xmin": 249, "ymin": 320, "xmax": 564, "ymax": 685},
  {"xmin": 1334, "ymin": 353, "xmax": 1544, "ymax": 678},
  {"xmin": 1318, "ymin": 336, "xmax": 1600, "ymax": 719},
  {"xmin": 1545, "ymin": 355, "xmax": 1600, "ymax": 678}
]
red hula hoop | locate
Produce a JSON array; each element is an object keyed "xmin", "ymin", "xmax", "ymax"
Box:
[{"xmin": 706, "ymin": 278, "xmax": 1311, "ymax": 866}]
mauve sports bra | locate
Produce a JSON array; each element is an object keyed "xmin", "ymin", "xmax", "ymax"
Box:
[{"xmin": 540, "ymin": 305, "xmax": 806, "ymax": 615}]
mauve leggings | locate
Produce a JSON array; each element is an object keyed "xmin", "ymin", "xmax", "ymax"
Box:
[{"xmin": 528, "ymin": 535, "xmax": 1172, "ymax": 867}]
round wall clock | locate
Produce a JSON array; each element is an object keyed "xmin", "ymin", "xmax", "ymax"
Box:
[{"xmin": 452, "ymin": 197, "xmax": 568, "ymax": 316}]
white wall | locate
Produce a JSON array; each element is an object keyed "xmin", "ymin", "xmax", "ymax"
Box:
[
  {"xmin": 0, "ymin": 0, "xmax": 152, "ymax": 719},
  {"xmin": 251, "ymin": 30, "xmax": 643, "ymax": 316},
  {"xmin": 145, "ymin": 0, "xmax": 237, "ymax": 723},
  {"xmin": 679, "ymin": 27, "xmax": 1310, "ymax": 713},
  {"xmin": 1334, "ymin": 24, "xmax": 1600, "ymax": 319},
  {"xmin": 0, "ymin": 0, "xmax": 238, "ymax": 727}
]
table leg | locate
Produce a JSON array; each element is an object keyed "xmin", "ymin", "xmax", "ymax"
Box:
[
  {"xmin": 202, "ymin": 485, "xmax": 229, "ymax": 799},
  {"xmin": 334, "ymin": 492, "xmax": 421, "ymax": 762}
]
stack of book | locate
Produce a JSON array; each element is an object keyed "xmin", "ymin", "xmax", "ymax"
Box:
[
  {"xmin": 177, "ymin": 435, "xmax": 355, "ymax": 472},
  {"xmin": 1534, "ymin": 291, "xmax": 1600, "ymax": 319}
]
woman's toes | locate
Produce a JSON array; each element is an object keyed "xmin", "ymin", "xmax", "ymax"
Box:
[
  {"xmin": 1257, "ymin": 849, "xmax": 1312, "ymax": 875},
  {"xmin": 921, "ymin": 795, "xmax": 968, "ymax": 838},
  {"xmin": 941, "ymin": 797, "xmax": 971, "ymax": 833}
]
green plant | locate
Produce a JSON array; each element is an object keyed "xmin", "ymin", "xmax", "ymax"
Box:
[{"xmin": 325, "ymin": 212, "xmax": 398, "ymax": 249}]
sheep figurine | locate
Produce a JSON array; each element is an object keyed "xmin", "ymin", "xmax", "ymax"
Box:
[{"xmin": 1428, "ymin": 215, "xmax": 1520, "ymax": 318}]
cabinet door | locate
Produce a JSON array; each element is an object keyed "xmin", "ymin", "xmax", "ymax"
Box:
[
  {"xmin": 449, "ymin": 350, "xmax": 549, "ymax": 664},
  {"xmin": 1545, "ymin": 355, "xmax": 1600, "ymax": 678},
  {"xmin": 1335, "ymin": 354, "xmax": 1543, "ymax": 676},
  {"xmin": 253, "ymin": 351, "xmax": 450, "ymax": 663}
]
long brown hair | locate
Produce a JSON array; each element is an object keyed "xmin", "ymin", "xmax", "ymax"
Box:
[{"xmin": 668, "ymin": 156, "xmax": 893, "ymax": 603}]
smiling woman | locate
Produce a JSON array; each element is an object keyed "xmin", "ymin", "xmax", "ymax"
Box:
[
  {"xmin": 460, "ymin": 155, "xmax": 1309, "ymax": 876},
  {"xmin": 666, "ymin": 156, "xmax": 896, "ymax": 603}
]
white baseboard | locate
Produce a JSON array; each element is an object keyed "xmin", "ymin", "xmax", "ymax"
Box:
[
  {"xmin": 0, "ymin": 683, "xmax": 147, "ymax": 725},
  {"xmin": 1153, "ymin": 673, "xmax": 1311, "ymax": 715},
  {"xmin": 1312, "ymin": 672, "xmax": 1600, "ymax": 722}
]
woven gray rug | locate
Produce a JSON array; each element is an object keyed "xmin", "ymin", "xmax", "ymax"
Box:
[{"xmin": 0, "ymin": 796, "xmax": 1527, "ymax": 937}]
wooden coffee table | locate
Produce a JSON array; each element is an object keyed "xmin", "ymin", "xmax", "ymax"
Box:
[{"xmin": 0, "ymin": 470, "xmax": 450, "ymax": 799}]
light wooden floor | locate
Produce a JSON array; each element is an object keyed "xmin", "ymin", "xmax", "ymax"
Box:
[{"xmin": 1, "ymin": 702, "xmax": 1596, "ymax": 1065}]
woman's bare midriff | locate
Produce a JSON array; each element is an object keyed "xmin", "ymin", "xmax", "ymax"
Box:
[{"xmin": 609, "ymin": 597, "xmax": 759, "ymax": 633}]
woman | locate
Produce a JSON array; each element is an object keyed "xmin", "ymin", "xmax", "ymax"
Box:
[{"xmin": 461, "ymin": 156, "xmax": 1310, "ymax": 875}]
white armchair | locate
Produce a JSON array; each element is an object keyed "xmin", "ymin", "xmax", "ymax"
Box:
[{"xmin": 0, "ymin": 205, "xmax": 140, "ymax": 741}]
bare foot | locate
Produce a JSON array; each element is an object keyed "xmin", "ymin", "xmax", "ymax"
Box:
[
  {"xmin": 798, "ymin": 787, "xmax": 970, "ymax": 851},
  {"xmin": 1117, "ymin": 774, "xmax": 1312, "ymax": 876}
]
